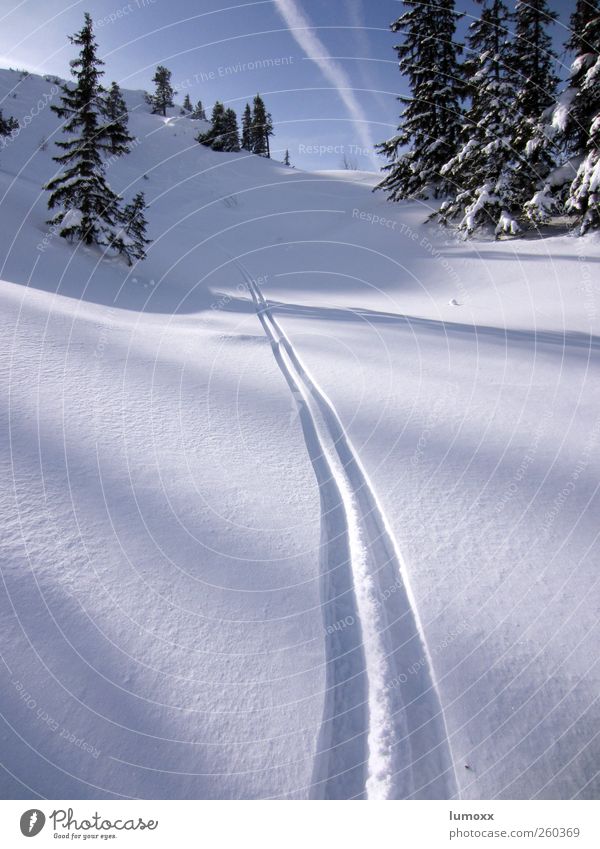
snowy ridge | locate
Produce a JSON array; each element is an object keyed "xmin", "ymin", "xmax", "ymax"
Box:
[{"xmin": 237, "ymin": 259, "xmax": 458, "ymax": 800}]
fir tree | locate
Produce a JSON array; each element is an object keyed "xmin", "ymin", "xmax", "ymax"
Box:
[
  {"xmin": 241, "ymin": 102, "xmax": 252, "ymax": 150},
  {"xmin": 567, "ymin": 115, "xmax": 600, "ymax": 233},
  {"xmin": 191, "ymin": 100, "xmax": 207, "ymax": 120},
  {"xmin": 44, "ymin": 13, "xmax": 121, "ymax": 246},
  {"xmin": 103, "ymin": 81, "xmax": 134, "ymax": 156},
  {"xmin": 182, "ymin": 93, "xmax": 193, "ymax": 113},
  {"xmin": 0, "ymin": 109, "xmax": 18, "ymax": 167},
  {"xmin": 149, "ymin": 65, "xmax": 175, "ymax": 116},
  {"xmin": 222, "ymin": 108, "xmax": 240, "ymax": 151},
  {"xmin": 197, "ymin": 101, "xmax": 226, "ymax": 148},
  {"xmin": 376, "ymin": 0, "xmax": 465, "ymax": 199},
  {"xmin": 565, "ymin": 9, "xmax": 600, "ymax": 232},
  {"xmin": 251, "ymin": 94, "xmax": 273, "ymax": 157},
  {"xmin": 511, "ymin": 0, "xmax": 559, "ymax": 220},
  {"xmin": 113, "ymin": 192, "xmax": 151, "ymax": 265},
  {"xmin": 524, "ymin": 1, "xmax": 600, "ymax": 225},
  {"xmin": 284, "ymin": 149, "xmax": 291, "ymax": 166},
  {"xmin": 550, "ymin": 1, "xmax": 600, "ymax": 158},
  {"xmin": 436, "ymin": 0, "xmax": 521, "ymax": 233},
  {"xmin": 0, "ymin": 109, "xmax": 19, "ymax": 137},
  {"xmin": 513, "ymin": 0, "xmax": 558, "ymax": 125}
]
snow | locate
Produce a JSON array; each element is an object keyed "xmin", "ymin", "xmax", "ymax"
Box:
[
  {"xmin": 546, "ymin": 158, "xmax": 582, "ymax": 188},
  {"xmin": 1, "ymin": 69, "xmax": 600, "ymax": 801},
  {"xmin": 495, "ymin": 208, "xmax": 521, "ymax": 235},
  {"xmin": 524, "ymin": 186, "xmax": 556, "ymax": 224},
  {"xmin": 60, "ymin": 208, "xmax": 83, "ymax": 228},
  {"xmin": 460, "ymin": 184, "xmax": 500, "ymax": 232},
  {"xmin": 552, "ymin": 86, "xmax": 577, "ymax": 134}
]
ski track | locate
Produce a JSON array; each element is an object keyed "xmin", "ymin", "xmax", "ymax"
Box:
[{"xmin": 235, "ymin": 259, "xmax": 459, "ymax": 800}]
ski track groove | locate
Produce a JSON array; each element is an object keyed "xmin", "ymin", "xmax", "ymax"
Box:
[{"xmin": 236, "ymin": 259, "xmax": 458, "ymax": 800}]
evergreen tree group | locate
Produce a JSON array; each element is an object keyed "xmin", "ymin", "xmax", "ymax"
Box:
[
  {"xmin": 378, "ymin": 0, "xmax": 600, "ymax": 235},
  {"xmin": 197, "ymin": 94, "xmax": 274, "ymax": 156},
  {"xmin": 43, "ymin": 13, "xmax": 150, "ymax": 260},
  {"xmin": 240, "ymin": 95, "xmax": 273, "ymax": 156},
  {"xmin": 191, "ymin": 100, "xmax": 207, "ymax": 120},
  {"xmin": 197, "ymin": 102, "xmax": 241, "ymax": 151}
]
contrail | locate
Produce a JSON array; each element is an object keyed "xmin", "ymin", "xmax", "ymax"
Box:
[{"xmin": 273, "ymin": 0, "xmax": 378, "ymax": 167}]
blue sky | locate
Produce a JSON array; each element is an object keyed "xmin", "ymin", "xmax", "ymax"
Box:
[{"xmin": 1, "ymin": 0, "xmax": 578, "ymax": 170}]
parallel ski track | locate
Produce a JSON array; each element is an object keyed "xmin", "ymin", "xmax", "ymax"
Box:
[{"xmin": 237, "ymin": 259, "xmax": 458, "ymax": 800}]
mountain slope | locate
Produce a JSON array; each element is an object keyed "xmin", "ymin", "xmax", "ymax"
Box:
[{"xmin": 1, "ymin": 69, "xmax": 599, "ymax": 800}]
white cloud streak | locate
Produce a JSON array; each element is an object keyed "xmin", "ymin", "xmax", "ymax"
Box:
[{"xmin": 273, "ymin": 0, "xmax": 377, "ymax": 166}]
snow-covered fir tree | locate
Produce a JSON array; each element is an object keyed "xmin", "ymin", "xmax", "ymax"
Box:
[
  {"xmin": 567, "ymin": 115, "xmax": 600, "ymax": 233},
  {"xmin": 44, "ymin": 13, "xmax": 121, "ymax": 246},
  {"xmin": 113, "ymin": 192, "xmax": 151, "ymax": 265},
  {"xmin": 251, "ymin": 94, "xmax": 273, "ymax": 157},
  {"xmin": 555, "ymin": 1, "xmax": 600, "ymax": 155},
  {"xmin": 182, "ymin": 94, "xmax": 193, "ymax": 113},
  {"xmin": 148, "ymin": 65, "xmax": 175, "ymax": 116},
  {"xmin": 103, "ymin": 81, "xmax": 134, "ymax": 156},
  {"xmin": 191, "ymin": 100, "xmax": 207, "ymax": 120},
  {"xmin": 284, "ymin": 149, "xmax": 291, "ymax": 166},
  {"xmin": 521, "ymin": 1, "xmax": 598, "ymax": 224},
  {"xmin": 376, "ymin": 0, "xmax": 464, "ymax": 199},
  {"xmin": 511, "ymin": 0, "xmax": 559, "ymax": 222},
  {"xmin": 241, "ymin": 103, "xmax": 252, "ymax": 151},
  {"xmin": 565, "ymin": 8, "xmax": 600, "ymax": 232},
  {"xmin": 436, "ymin": 0, "xmax": 521, "ymax": 234},
  {"xmin": 513, "ymin": 0, "xmax": 558, "ymax": 126}
]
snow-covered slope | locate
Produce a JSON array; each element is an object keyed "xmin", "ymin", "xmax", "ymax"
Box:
[{"xmin": 1, "ymin": 69, "xmax": 599, "ymax": 800}]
